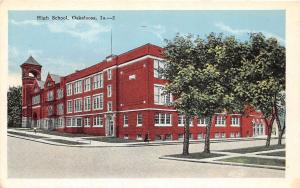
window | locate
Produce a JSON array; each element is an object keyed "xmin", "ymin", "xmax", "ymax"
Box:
[
  {"xmin": 198, "ymin": 117, "xmax": 207, "ymax": 126},
  {"xmin": 57, "ymin": 103, "xmax": 64, "ymax": 115},
  {"xmin": 215, "ymin": 133, "xmax": 220, "ymax": 138},
  {"xmin": 178, "ymin": 114, "xmax": 192, "ymax": 127},
  {"xmin": 216, "ymin": 115, "xmax": 226, "ymax": 126},
  {"xmin": 84, "ymin": 96, "xmax": 91, "ymax": 111},
  {"xmin": 221, "ymin": 132, "xmax": 226, "ymax": 138},
  {"xmin": 124, "ymin": 134, "xmax": 129, "ymax": 139},
  {"xmin": 154, "ymin": 113, "xmax": 172, "ymax": 126},
  {"xmin": 154, "ymin": 85, "xmax": 172, "ymax": 105},
  {"xmin": 93, "ymin": 73, "xmax": 103, "ymax": 89},
  {"xmin": 137, "ymin": 113, "xmax": 142, "ymax": 126},
  {"xmin": 178, "ymin": 134, "xmax": 184, "ymax": 140},
  {"xmin": 57, "ymin": 89, "xmax": 63, "ymax": 99},
  {"xmin": 47, "ymin": 90, "xmax": 54, "ymax": 101},
  {"xmin": 198, "ymin": 133, "xmax": 203, "ymax": 139},
  {"xmin": 66, "ymin": 118, "xmax": 72, "ymax": 127},
  {"xmin": 107, "ymin": 85, "xmax": 112, "ymax": 97},
  {"xmin": 74, "ymin": 98, "xmax": 82, "ymax": 112},
  {"xmin": 230, "ymin": 132, "xmax": 235, "ymax": 138},
  {"xmin": 124, "ymin": 114, "xmax": 128, "ymax": 127},
  {"xmin": 136, "ymin": 134, "xmax": 142, "ymax": 141},
  {"xmin": 48, "ymin": 105, "xmax": 53, "ymax": 116},
  {"xmin": 67, "ymin": 100, "xmax": 72, "ymax": 113},
  {"xmin": 57, "ymin": 118, "xmax": 64, "ymax": 128},
  {"xmin": 107, "ymin": 69, "xmax": 112, "ymax": 80},
  {"xmin": 93, "ymin": 115, "xmax": 103, "ymax": 127},
  {"xmin": 84, "ymin": 117, "xmax": 90, "ymax": 127},
  {"xmin": 66, "ymin": 83, "xmax": 72, "ymax": 96},
  {"xmin": 93, "ymin": 94, "xmax": 104, "ymax": 110},
  {"xmin": 107, "ymin": 101, "xmax": 112, "ymax": 112},
  {"xmin": 74, "ymin": 118, "xmax": 82, "ymax": 127},
  {"xmin": 84, "ymin": 78, "xmax": 91, "ymax": 92},
  {"xmin": 32, "ymin": 95, "xmax": 40, "ymax": 105},
  {"xmin": 231, "ymin": 117, "xmax": 240, "ymax": 126},
  {"xmin": 74, "ymin": 80, "xmax": 82, "ymax": 94},
  {"xmin": 154, "ymin": 59, "xmax": 165, "ymax": 79}
]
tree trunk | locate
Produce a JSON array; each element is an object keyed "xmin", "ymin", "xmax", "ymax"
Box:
[
  {"xmin": 203, "ymin": 116, "xmax": 212, "ymax": 154},
  {"xmin": 182, "ymin": 116, "xmax": 190, "ymax": 155},
  {"xmin": 278, "ymin": 122, "xmax": 285, "ymax": 145},
  {"xmin": 265, "ymin": 116, "xmax": 275, "ymax": 147},
  {"xmin": 275, "ymin": 110, "xmax": 285, "ymax": 145}
]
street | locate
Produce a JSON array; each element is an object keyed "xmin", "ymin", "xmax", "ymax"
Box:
[{"xmin": 8, "ymin": 136, "xmax": 284, "ymax": 178}]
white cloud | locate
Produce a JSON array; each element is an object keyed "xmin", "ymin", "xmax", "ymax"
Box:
[
  {"xmin": 10, "ymin": 19, "xmax": 110, "ymax": 43},
  {"xmin": 141, "ymin": 24, "xmax": 166, "ymax": 41},
  {"xmin": 214, "ymin": 22, "xmax": 285, "ymax": 44}
]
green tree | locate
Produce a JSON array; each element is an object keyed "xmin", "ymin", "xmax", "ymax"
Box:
[
  {"xmin": 163, "ymin": 33, "xmax": 245, "ymax": 154},
  {"xmin": 274, "ymin": 92, "xmax": 285, "ymax": 145},
  {"xmin": 234, "ymin": 33, "xmax": 285, "ymax": 147},
  {"xmin": 163, "ymin": 35, "xmax": 200, "ymax": 155},
  {"xmin": 7, "ymin": 86, "xmax": 22, "ymax": 127}
]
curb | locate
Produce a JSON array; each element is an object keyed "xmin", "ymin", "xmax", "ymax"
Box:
[{"xmin": 159, "ymin": 156, "xmax": 285, "ymax": 170}]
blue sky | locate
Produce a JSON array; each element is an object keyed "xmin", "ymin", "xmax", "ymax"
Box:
[{"xmin": 8, "ymin": 10, "xmax": 285, "ymax": 87}]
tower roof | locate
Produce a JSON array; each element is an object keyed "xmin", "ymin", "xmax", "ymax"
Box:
[{"xmin": 21, "ymin": 56, "xmax": 41, "ymax": 66}]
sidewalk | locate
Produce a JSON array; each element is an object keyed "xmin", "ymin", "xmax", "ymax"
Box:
[
  {"xmin": 160, "ymin": 148, "xmax": 285, "ymax": 170},
  {"xmin": 7, "ymin": 128, "xmax": 281, "ymax": 148}
]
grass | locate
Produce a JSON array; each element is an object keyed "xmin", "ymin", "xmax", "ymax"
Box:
[
  {"xmin": 8, "ymin": 131, "xmax": 47, "ymax": 139},
  {"xmin": 165, "ymin": 152, "xmax": 225, "ymax": 159},
  {"xmin": 83, "ymin": 137, "xmax": 143, "ymax": 143},
  {"xmin": 43, "ymin": 139, "xmax": 87, "ymax": 145},
  {"xmin": 218, "ymin": 156, "xmax": 285, "ymax": 167},
  {"xmin": 257, "ymin": 151, "xmax": 286, "ymax": 157},
  {"xmin": 221, "ymin": 144, "xmax": 285, "ymax": 154}
]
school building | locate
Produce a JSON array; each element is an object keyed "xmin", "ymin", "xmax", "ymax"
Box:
[{"xmin": 20, "ymin": 43, "xmax": 269, "ymax": 141}]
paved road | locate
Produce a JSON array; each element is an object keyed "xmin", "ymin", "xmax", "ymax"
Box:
[{"xmin": 8, "ymin": 136, "xmax": 285, "ymax": 178}]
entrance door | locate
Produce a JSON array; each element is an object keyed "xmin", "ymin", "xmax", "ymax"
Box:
[{"xmin": 106, "ymin": 115, "xmax": 114, "ymax": 136}]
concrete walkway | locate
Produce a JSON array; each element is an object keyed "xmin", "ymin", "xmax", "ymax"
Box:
[
  {"xmin": 160, "ymin": 148, "xmax": 285, "ymax": 170},
  {"xmin": 7, "ymin": 128, "xmax": 275, "ymax": 148}
]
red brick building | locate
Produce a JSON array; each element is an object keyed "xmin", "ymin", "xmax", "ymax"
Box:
[{"xmin": 20, "ymin": 43, "xmax": 268, "ymax": 141}]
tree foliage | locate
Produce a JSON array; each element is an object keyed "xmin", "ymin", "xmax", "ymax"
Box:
[{"xmin": 7, "ymin": 86, "xmax": 22, "ymax": 127}]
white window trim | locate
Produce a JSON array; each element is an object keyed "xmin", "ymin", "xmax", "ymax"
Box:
[
  {"xmin": 93, "ymin": 115, "xmax": 103, "ymax": 127},
  {"xmin": 215, "ymin": 116, "xmax": 226, "ymax": 127},
  {"xmin": 84, "ymin": 117, "xmax": 90, "ymax": 127},
  {"xmin": 107, "ymin": 69, "xmax": 112, "ymax": 80},
  {"xmin": 178, "ymin": 115, "xmax": 192, "ymax": 127},
  {"xmin": 154, "ymin": 84, "xmax": 172, "ymax": 105},
  {"xmin": 74, "ymin": 80, "xmax": 83, "ymax": 95},
  {"xmin": 92, "ymin": 93, "xmax": 104, "ymax": 110},
  {"xmin": 84, "ymin": 78, "xmax": 91, "ymax": 92},
  {"xmin": 107, "ymin": 85, "xmax": 112, "ymax": 97},
  {"xmin": 124, "ymin": 114, "xmax": 128, "ymax": 127},
  {"xmin": 107, "ymin": 101, "xmax": 112, "ymax": 112},
  {"xmin": 67, "ymin": 100, "xmax": 73, "ymax": 114},
  {"xmin": 136, "ymin": 113, "xmax": 142, "ymax": 127},
  {"xmin": 154, "ymin": 113, "xmax": 172, "ymax": 127},
  {"xmin": 230, "ymin": 117, "xmax": 241, "ymax": 127},
  {"xmin": 66, "ymin": 83, "xmax": 73, "ymax": 96},
  {"xmin": 74, "ymin": 98, "xmax": 83, "ymax": 113},
  {"xmin": 84, "ymin": 96, "xmax": 91, "ymax": 112}
]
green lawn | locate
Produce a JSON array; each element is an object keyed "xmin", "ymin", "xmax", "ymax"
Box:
[
  {"xmin": 165, "ymin": 152, "xmax": 225, "ymax": 159},
  {"xmin": 83, "ymin": 137, "xmax": 143, "ymax": 143},
  {"xmin": 218, "ymin": 156, "xmax": 285, "ymax": 167},
  {"xmin": 221, "ymin": 144, "xmax": 285, "ymax": 154},
  {"xmin": 8, "ymin": 131, "xmax": 47, "ymax": 139},
  {"xmin": 257, "ymin": 151, "xmax": 285, "ymax": 157},
  {"xmin": 43, "ymin": 139, "xmax": 87, "ymax": 145}
]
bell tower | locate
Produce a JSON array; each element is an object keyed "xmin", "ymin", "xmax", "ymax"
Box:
[{"xmin": 20, "ymin": 56, "xmax": 42, "ymax": 127}]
